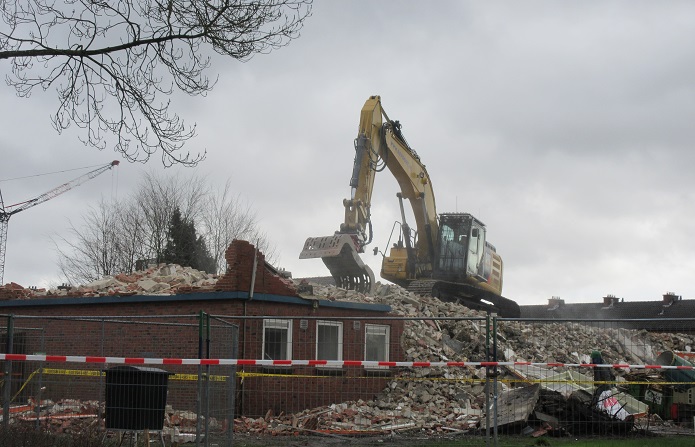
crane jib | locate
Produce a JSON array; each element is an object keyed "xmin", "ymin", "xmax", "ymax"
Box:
[{"xmin": 0, "ymin": 160, "xmax": 119, "ymax": 285}]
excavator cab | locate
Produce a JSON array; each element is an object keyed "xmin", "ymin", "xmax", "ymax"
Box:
[
  {"xmin": 437, "ymin": 213, "xmax": 482, "ymax": 277},
  {"xmin": 435, "ymin": 213, "xmax": 502, "ymax": 296}
]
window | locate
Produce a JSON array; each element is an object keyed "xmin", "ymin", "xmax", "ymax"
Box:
[
  {"xmin": 316, "ymin": 321, "xmax": 343, "ymax": 362},
  {"xmin": 467, "ymin": 224, "xmax": 485, "ymax": 275},
  {"xmin": 438, "ymin": 222, "xmax": 465, "ymax": 272},
  {"xmin": 365, "ymin": 324, "xmax": 390, "ymax": 363},
  {"xmin": 263, "ymin": 319, "xmax": 292, "ymax": 360}
]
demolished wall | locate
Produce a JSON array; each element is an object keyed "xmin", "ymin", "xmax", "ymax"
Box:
[{"xmin": 0, "ymin": 239, "xmax": 297, "ymax": 300}]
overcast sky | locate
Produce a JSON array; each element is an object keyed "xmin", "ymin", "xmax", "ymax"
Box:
[{"xmin": 1, "ymin": 1, "xmax": 694, "ymax": 306}]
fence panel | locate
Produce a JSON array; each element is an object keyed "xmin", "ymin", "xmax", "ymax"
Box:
[
  {"xmin": 0, "ymin": 314, "xmax": 238, "ymax": 446},
  {"xmin": 495, "ymin": 317, "xmax": 695, "ymax": 440},
  {"xmin": 1, "ymin": 313, "xmax": 695, "ymax": 446}
]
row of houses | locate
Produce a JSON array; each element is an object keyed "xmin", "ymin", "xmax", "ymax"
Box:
[{"xmin": 520, "ymin": 292, "xmax": 695, "ymax": 331}]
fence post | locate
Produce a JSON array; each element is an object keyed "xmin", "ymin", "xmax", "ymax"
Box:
[
  {"xmin": 35, "ymin": 328, "xmax": 46, "ymax": 430},
  {"xmin": 98, "ymin": 318, "xmax": 105, "ymax": 427},
  {"xmin": 228, "ymin": 324, "xmax": 239, "ymax": 447},
  {"xmin": 205, "ymin": 312, "xmax": 211, "ymax": 447},
  {"xmin": 485, "ymin": 312, "xmax": 491, "ymax": 445},
  {"xmin": 196, "ymin": 310, "xmax": 205, "ymax": 447},
  {"xmin": 492, "ymin": 313, "xmax": 499, "ymax": 447},
  {"xmin": 2, "ymin": 314, "xmax": 14, "ymax": 429}
]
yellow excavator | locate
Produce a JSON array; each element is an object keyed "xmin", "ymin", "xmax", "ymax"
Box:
[{"xmin": 300, "ymin": 96, "xmax": 520, "ymax": 317}]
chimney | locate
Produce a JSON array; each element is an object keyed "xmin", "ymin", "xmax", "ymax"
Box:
[
  {"xmin": 663, "ymin": 292, "xmax": 681, "ymax": 307},
  {"xmin": 547, "ymin": 296, "xmax": 564, "ymax": 311},
  {"xmin": 602, "ymin": 294, "xmax": 619, "ymax": 308}
]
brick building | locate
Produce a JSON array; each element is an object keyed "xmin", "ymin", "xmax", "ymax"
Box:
[{"xmin": 0, "ymin": 240, "xmax": 405, "ymax": 417}]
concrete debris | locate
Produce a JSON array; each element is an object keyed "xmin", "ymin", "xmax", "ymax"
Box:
[
  {"xmin": 481, "ymin": 384, "xmax": 540, "ymax": 430},
  {"xmin": 307, "ymin": 281, "xmax": 695, "ymax": 368},
  {"xmin": 1, "ymin": 240, "xmax": 298, "ymax": 299},
  {"xmin": 0, "ymin": 264, "xmax": 219, "ymax": 299},
  {"xmin": 10, "ymin": 399, "xmax": 100, "ymax": 433},
  {"xmin": 233, "ymin": 396, "xmax": 482, "ymax": 436}
]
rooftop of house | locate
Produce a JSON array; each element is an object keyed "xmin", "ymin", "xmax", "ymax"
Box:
[{"xmin": 519, "ymin": 293, "xmax": 695, "ymax": 330}]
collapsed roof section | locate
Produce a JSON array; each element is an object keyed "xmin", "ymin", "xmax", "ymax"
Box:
[{"xmin": 0, "ymin": 240, "xmax": 297, "ymax": 300}]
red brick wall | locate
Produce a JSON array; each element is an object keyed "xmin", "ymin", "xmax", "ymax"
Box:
[
  {"xmin": 215, "ymin": 239, "xmax": 297, "ymax": 296},
  {"xmin": 0, "ymin": 298, "xmax": 403, "ymax": 417}
]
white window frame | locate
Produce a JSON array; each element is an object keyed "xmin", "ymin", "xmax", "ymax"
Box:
[
  {"xmin": 315, "ymin": 320, "xmax": 343, "ymax": 366},
  {"xmin": 364, "ymin": 324, "xmax": 390, "ymax": 368},
  {"xmin": 262, "ymin": 319, "xmax": 292, "ymax": 361}
]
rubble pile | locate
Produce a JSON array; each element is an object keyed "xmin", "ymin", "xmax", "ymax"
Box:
[
  {"xmin": 1, "ymin": 264, "xmax": 219, "ymax": 299},
  {"xmin": 3, "ymin": 267, "xmax": 693, "ymax": 438},
  {"xmin": 234, "ymin": 395, "xmax": 482, "ymax": 436},
  {"xmin": 12, "ymin": 399, "xmax": 100, "ymax": 434},
  {"xmin": 239, "ymin": 279, "xmax": 695, "ymax": 436},
  {"xmin": 311, "ymin": 281, "xmax": 695, "ymax": 367}
]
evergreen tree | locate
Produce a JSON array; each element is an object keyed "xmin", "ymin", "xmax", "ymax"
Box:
[
  {"xmin": 162, "ymin": 207, "xmax": 216, "ymax": 273},
  {"xmin": 194, "ymin": 235, "xmax": 217, "ymax": 275}
]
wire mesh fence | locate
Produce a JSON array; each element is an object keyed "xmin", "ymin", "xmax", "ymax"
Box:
[{"xmin": 0, "ymin": 313, "xmax": 694, "ymax": 446}]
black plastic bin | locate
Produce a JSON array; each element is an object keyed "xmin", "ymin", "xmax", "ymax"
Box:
[{"xmin": 104, "ymin": 366, "xmax": 173, "ymax": 431}]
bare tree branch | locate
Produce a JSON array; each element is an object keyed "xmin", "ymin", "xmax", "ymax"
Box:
[
  {"xmin": 53, "ymin": 172, "xmax": 272, "ymax": 284},
  {"xmin": 0, "ymin": 0, "xmax": 312, "ymax": 166},
  {"xmin": 200, "ymin": 178, "xmax": 276, "ymax": 272}
]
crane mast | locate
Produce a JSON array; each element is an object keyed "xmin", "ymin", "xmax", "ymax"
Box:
[{"xmin": 0, "ymin": 160, "xmax": 120, "ymax": 285}]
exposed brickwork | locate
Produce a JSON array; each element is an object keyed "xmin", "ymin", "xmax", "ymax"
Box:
[
  {"xmin": 0, "ymin": 240, "xmax": 297, "ymax": 300},
  {"xmin": 0, "ymin": 299, "xmax": 402, "ymax": 417},
  {"xmin": 215, "ymin": 240, "xmax": 297, "ymax": 296},
  {"xmin": 0, "ymin": 282, "xmax": 31, "ymax": 300}
]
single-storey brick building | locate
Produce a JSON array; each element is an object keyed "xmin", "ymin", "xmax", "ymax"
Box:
[{"xmin": 0, "ymin": 240, "xmax": 405, "ymax": 417}]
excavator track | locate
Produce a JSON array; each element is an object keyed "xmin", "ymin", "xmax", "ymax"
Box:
[{"xmin": 407, "ymin": 279, "xmax": 520, "ymax": 318}]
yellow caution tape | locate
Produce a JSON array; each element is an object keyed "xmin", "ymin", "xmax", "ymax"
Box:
[
  {"xmin": 42, "ymin": 368, "xmax": 103, "ymax": 377},
  {"xmin": 18, "ymin": 368, "xmax": 695, "ymax": 388},
  {"xmin": 36, "ymin": 368, "xmax": 228, "ymax": 382},
  {"xmin": 169, "ymin": 373, "xmax": 228, "ymax": 382}
]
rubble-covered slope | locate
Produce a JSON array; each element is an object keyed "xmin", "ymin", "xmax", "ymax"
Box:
[
  {"xmin": 252, "ymin": 280, "xmax": 694, "ymax": 436},
  {"xmin": 4, "ymin": 264, "xmax": 693, "ymax": 436},
  {"xmin": 313, "ymin": 281, "xmax": 694, "ymax": 367}
]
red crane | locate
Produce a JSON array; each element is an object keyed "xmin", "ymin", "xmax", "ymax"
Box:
[{"xmin": 0, "ymin": 160, "xmax": 120, "ymax": 285}]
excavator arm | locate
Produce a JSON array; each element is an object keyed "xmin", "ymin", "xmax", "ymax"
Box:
[
  {"xmin": 300, "ymin": 96, "xmax": 438, "ymax": 292},
  {"xmin": 344, "ymin": 96, "xmax": 438, "ymax": 258}
]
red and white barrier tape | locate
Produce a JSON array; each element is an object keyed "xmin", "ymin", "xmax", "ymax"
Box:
[{"xmin": 0, "ymin": 354, "xmax": 691, "ymax": 370}]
